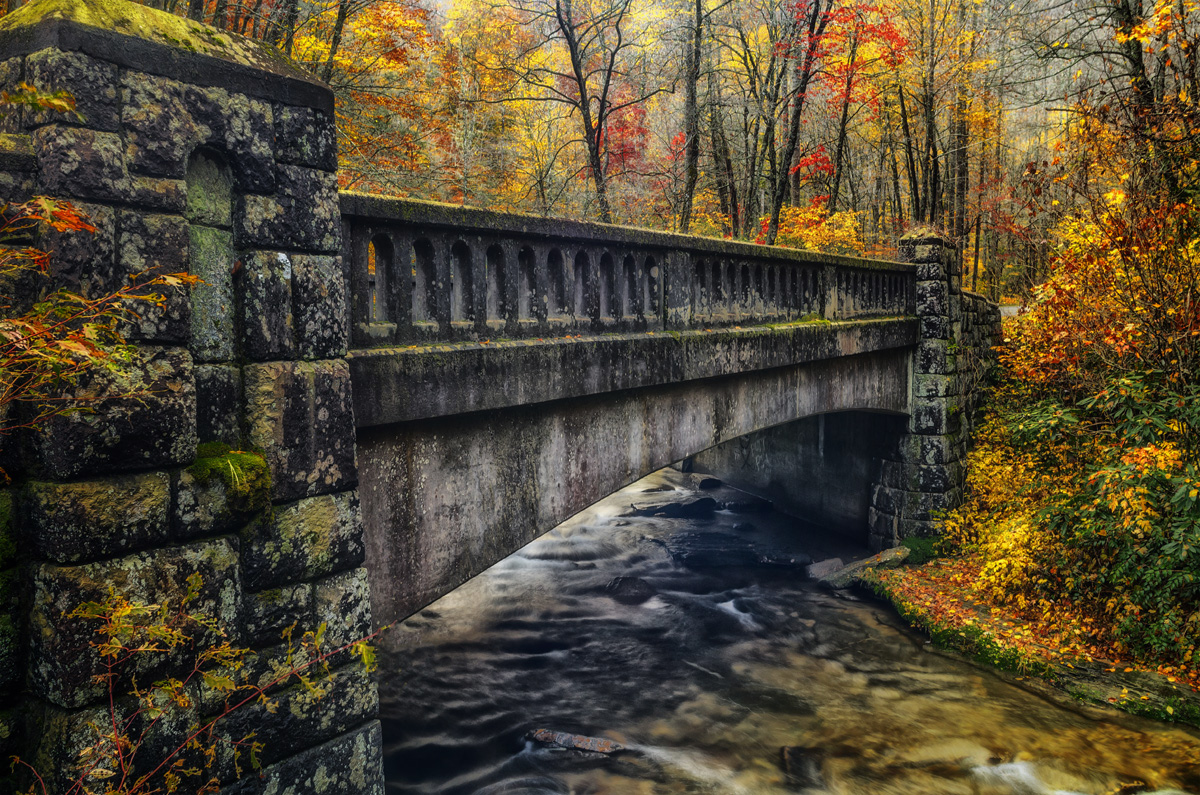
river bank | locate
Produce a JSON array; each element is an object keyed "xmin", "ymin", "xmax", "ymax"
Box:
[{"xmin": 860, "ymin": 554, "xmax": 1200, "ymax": 732}]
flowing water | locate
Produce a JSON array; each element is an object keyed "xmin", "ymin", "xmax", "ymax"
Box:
[{"xmin": 377, "ymin": 469, "xmax": 1200, "ymax": 795}]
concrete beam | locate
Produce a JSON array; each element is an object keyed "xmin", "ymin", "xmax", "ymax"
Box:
[
  {"xmin": 358, "ymin": 348, "xmax": 911, "ymax": 624},
  {"xmin": 349, "ymin": 317, "xmax": 918, "ymax": 427}
]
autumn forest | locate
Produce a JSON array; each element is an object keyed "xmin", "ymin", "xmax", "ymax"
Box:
[{"xmin": 87, "ymin": 0, "xmax": 1132, "ymax": 300}]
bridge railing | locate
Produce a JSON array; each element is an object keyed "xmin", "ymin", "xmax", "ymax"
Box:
[{"xmin": 341, "ymin": 193, "xmax": 916, "ymax": 347}]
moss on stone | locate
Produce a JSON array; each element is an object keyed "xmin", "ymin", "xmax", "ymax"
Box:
[
  {"xmin": 0, "ymin": 0, "xmax": 306, "ymax": 77},
  {"xmin": 186, "ymin": 443, "xmax": 272, "ymax": 513}
]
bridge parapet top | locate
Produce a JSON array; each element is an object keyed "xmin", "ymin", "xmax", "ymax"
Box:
[{"xmin": 341, "ymin": 193, "xmax": 918, "ymax": 347}]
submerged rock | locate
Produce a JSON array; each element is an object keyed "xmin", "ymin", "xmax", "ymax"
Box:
[
  {"xmin": 604, "ymin": 576, "xmax": 657, "ymax": 605},
  {"xmin": 731, "ymin": 521, "xmax": 757, "ymax": 533},
  {"xmin": 697, "ymin": 477, "xmax": 722, "ymax": 490},
  {"xmin": 816, "ymin": 546, "xmax": 910, "ymax": 589},
  {"xmin": 527, "ymin": 729, "xmax": 625, "ymax": 755},
  {"xmin": 758, "ymin": 550, "xmax": 812, "ymax": 569},
  {"xmin": 720, "ymin": 495, "xmax": 773, "ymax": 514},
  {"xmin": 630, "ymin": 496, "xmax": 717, "ymax": 519},
  {"xmin": 662, "ymin": 531, "xmax": 759, "ymax": 568}
]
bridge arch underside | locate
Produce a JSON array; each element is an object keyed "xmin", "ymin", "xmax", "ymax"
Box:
[{"xmin": 358, "ymin": 348, "xmax": 911, "ymax": 625}]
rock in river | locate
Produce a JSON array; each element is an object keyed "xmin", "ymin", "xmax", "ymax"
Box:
[
  {"xmin": 604, "ymin": 576, "xmax": 657, "ymax": 605},
  {"xmin": 527, "ymin": 729, "xmax": 625, "ymax": 755},
  {"xmin": 630, "ymin": 496, "xmax": 717, "ymax": 519}
]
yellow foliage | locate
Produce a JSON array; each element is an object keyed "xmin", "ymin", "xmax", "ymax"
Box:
[{"xmin": 769, "ymin": 205, "xmax": 864, "ymax": 254}]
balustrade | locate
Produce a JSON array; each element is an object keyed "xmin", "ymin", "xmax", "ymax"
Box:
[{"xmin": 342, "ymin": 193, "xmax": 916, "ymax": 346}]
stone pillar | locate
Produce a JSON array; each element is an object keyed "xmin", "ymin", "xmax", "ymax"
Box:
[
  {"xmin": 0, "ymin": 0, "xmax": 382, "ymax": 792},
  {"xmin": 869, "ymin": 231, "xmax": 968, "ymax": 549}
]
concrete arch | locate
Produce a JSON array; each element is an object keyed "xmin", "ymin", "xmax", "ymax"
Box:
[{"xmin": 358, "ymin": 346, "xmax": 911, "ymax": 624}]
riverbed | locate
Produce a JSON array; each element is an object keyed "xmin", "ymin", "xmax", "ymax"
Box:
[{"xmin": 377, "ymin": 469, "xmax": 1200, "ymax": 794}]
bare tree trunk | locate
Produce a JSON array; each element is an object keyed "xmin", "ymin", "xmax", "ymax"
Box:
[
  {"xmin": 828, "ymin": 31, "xmax": 859, "ymax": 214},
  {"xmin": 678, "ymin": 0, "xmax": 704, "ymax": 232},
  {"xmin": 320, "ymin": 0, "xmax": 353, "ymax": 83},
  {"xmin": 764, "ymin": 0, "xmax": 828, "ymax": 244},
  {"xmin": 897, "ymin": 86, "xmax": 922, "ymax": 222}
]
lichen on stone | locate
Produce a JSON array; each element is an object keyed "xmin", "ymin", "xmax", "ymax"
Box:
[{"xmin": 186, "ymin": 442, "xmax": 272, "ymax": 513}]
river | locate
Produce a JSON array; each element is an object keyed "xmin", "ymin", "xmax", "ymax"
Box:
[{"xmin": 377, "ymin": 469, "xmax": 1200, "ymax": 794}]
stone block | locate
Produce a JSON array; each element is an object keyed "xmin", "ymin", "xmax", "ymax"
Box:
[
  {"xmin": 876, "ymin": 460, "xmax": 904, "ymax": 490},
  {"xmin": 313, "ymin": 567, "xmax": 372, "ymax": 650},
  {"xmin": 915, "ymin": 280, "xmax": 948, "ymax": 317},
  {"xmin": 898, "ymin": 517, "xmax": 940, "ymax": 539},
  {"xmin": 916, "ymin": 339, "xmax": 957, "ymax": 375},
  {"xmin": 194, "ymin": 363, "xmax": 242, "ymax": 446},
  {"xmin": 904, "ymin": 488, "xmax": 964, "ymax": 521},
  {"xmin": 39, "ymin": 201, "xmax": 116, "ymax": 297},
  {"xmin": 911, "ymin": 396, "xmax": 961, "ymax": 436},
  {"xmin": 871, "ymin": 483, "xmax": 904, "ymax": 516},
  {"xmin": 189, "ymin": 224, "xmax": 236, "ymax": 361},
  {"xmin": 29, "ymin": 693, "xmax": 208, "ymax": 795},
  {"xmin": 914, "ymin": 258, "xmax": 947, "ymax": 281},
  {"xmin": 919, "ymin": 314, "xmax": 950, "ymax": 340},
  {"xmin": 33, "ymin": 346, "xmax": 197, "ymax": 480},
  {"xmin": 903, "ymin": 462, "xmax": 963, "ymax": 494},
  {"xmin": 219, "ymin": 661, "xmax": 378, "ymax": 766},
  {"xmin": 0, "ymin": 58, "xmax": 23, "ymax": 134},
  {"xmin": 118, "ymin": 211, "xmax": 190, "ymax": 342},
  {"xmin": 293, "ymin": 254, "xmax": 349, "ymax": 359},
  {"xmin": 121, "ymin": 76, "xmax": 274, "ymax": 190},
  {"xmin": 898, "ymin": 434, "xmax": 956, "ymax": 467},
  {"xmin": 34, "ymin": 124, "xmax": 129, "ymax": 202},
  {"xmin": 129, "ymin": 175, "xmax": 187, "ymax": 212},
  {"xmin": 122, "ymin": 72, "xmax": 196, "ymax": 178},
  {"xmin": 26, "ymin": 49, "xmax": 120, "ymax": 131},
  {"xmin": 173, "ymin": 466, "xmax": 256, "ymax": 541},
  {"xmin": 183, "ymin": 85, "xmax": 275, "ymax": 193},
  {"xmin": 244, "ymin": 360, "xmax": 357, "ymax": 502},
  {"xmin": 24, "ymin": 472, "xmax": 171, "ymax": 564},
  {"xmin": 238, "ymin": 166, "xmax": 340, "ymax": 253},
  {"xmin": 0, "ymin": 568, "xmax": 17, "ymax": 616},
  {"xmin": 243, "ymin": 583, "xmax": 313, "ymax": 648},
  {"xmin": 0, "ymin": 612, "xmax": 19, "ymax": 697},
  {"xmin": 912, "ymin": 373, "xmax": 958, "ymax": 399},
  {"xmin": 868, "ymin": 506, "xmax": 897, "ymax": 549},
  {"xmin": 28, "ymin": 538, "xmax": 240, "ymax": 709},
  {"xmin": 241, "ymin": 250, "xmax": 295, "ymax": 361},
  {"xmin": 0, "ymin": 168, "xmax": 34, "ymax": 204},
  {"xmin": 229, "ymin": 720, "xmax": 384, "ymax": 795},
  {"xmin": 0, "ymin": 705, "xmax": 21, "ymax": 760},
  {"xmin": 274, "ymin": 104, "xmax": 338, "ymax": 171},
  {"xmin": 240, "ymin": 491, "xmax": 363, "ymax": 591},
  {"xmin": 0, "ymin": 489, "xmax": 14, "ymax": 570}
]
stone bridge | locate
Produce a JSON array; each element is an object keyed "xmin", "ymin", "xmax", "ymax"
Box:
[{"xmin": 0, "ymin": 0, "xmax": 1000, "ymax": 792}]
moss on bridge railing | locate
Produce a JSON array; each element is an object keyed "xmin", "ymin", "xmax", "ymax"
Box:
[{"xmin": 340, "ymin": 192, "xmax": 917, "ymax": 348}]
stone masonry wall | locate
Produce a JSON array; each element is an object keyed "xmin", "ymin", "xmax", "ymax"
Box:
[
  {"xmin": 0, "ymin": 0, "xmax": 382, "ymax": 792},
  {"xmin": 868, "ymin": 232, "xmax": 1003, "ymax": 549}
]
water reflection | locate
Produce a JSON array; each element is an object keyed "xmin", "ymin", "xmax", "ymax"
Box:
[{"xmin": 379, "ymin": 469, "xmax": 1200, "ymax": 794}]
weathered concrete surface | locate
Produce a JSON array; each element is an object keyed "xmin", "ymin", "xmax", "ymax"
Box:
[
  {"xmin": 690, "ymin": 411, "xmax": 908, "ymax": 538},
  {"xmin": 350, "ymin": 317, "xmax": 917, "ymax": 427},
  {"xmin": 358, "ymin": 345, "xmax": 912, "ymax": 624}
]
